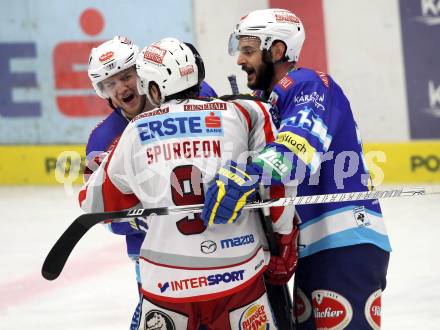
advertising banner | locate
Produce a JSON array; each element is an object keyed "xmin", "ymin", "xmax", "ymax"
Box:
[
  {"xmin": 0, "ymin": 0, "xmax": 193, "ymax": 143},
  {"xmin": 400, "ymin": 0, "xmax": 440, "ymax": 138}
]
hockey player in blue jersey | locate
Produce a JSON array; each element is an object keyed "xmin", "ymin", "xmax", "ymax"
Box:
[
  {"xmin": 202, "ymin": 9, "xmax": 391, "ymax": 329},
  {"xmin": 85, "ymin": 36, "xmax": 218, "ymax": 328}
]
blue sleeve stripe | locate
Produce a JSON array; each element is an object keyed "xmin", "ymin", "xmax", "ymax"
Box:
[
  {"xmin": 298, "ymin": 227, "xmax": 392, "ymax": 258},
  {"xmin": 299, "ymin": 205, "xmax": 383, "ymax": 230}
]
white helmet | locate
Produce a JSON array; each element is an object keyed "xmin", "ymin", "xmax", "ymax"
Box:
[
  {"xmin": 136, "ymin": 37, "xmax": 205, "ymax": 104},
  {"xmin": 228, "ymin": 9, "xmax": 305, "ymax": 62},
  {"xmin": 88, "ymin": 36, "xmax": 139, "ymax": 98}
]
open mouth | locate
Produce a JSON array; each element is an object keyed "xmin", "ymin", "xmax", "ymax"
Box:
[
  {"xmin": 122, "ymin": 94, "xmax": 135, "ymax": 103},
  {"xmin": 242, "ymin": 66, "xmax": 255, "ymax": 81}
]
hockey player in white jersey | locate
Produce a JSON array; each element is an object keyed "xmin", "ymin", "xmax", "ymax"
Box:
[{"xmin": 79, "ymin": 37, "xmax": 297, "ymax": 329}]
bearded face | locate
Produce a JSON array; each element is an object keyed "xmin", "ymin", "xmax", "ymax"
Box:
[{"xmin": 237, "ymin": 37, "xmax": 275, "ymax": 92}]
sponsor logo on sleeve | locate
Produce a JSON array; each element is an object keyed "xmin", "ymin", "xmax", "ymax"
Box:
[
  {"xmin": 276, "ymin": 131, "xmax": 316, "ymax": 165},
  {"xmin": 316, "ymin": 71, "xmax": 329, "ymax": 88},
  {"xmin": 255, "ymin": 148, "xmax": 292, "ymax": 180},
  {"xmin": 278, "ymin": 76, "xmax": 294, "ymax": 90},
  {"xmin": 311, "ymin": 290, "xmax": 353, "ymax": 330},
  {"xmin": 294, "ymin": 288, "xmax": 312, "ymax": 323},
  {"xmin": 364, "ymin": 289, "xmax": 381, "ymax": 330}
]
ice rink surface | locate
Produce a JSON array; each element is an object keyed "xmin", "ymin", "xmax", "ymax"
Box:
[{"xmin": 0, "ymin": 185, "xmax": 439, "ymax": 329}]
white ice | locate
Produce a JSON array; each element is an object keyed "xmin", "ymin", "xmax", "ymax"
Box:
[{"xmin": 0, "ymin": 185, "xmax": 439, "ymax": 329}]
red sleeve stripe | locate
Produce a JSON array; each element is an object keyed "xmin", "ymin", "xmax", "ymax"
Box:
[
  {"xmin": 255, "ymin": 101, "xmax": 276, "ymax": 143},
  {"xmin": 78, "ymin": 186, "xmax": 87, "ymax": 208},
  {"xmin": 102, "ymin": 145, "xmax": 140, "ymax": 212},
  {"xmin": 269, "ymin": 185, "xmax": 285, "ymax": 223},
  {"xmin": 232, "ymin": 101, "xmax": 252, "ymax": 131}
]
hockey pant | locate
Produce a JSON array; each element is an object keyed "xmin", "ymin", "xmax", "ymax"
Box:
[
  {"xmin": 293, "ymin": 243, "xmax": 390, "ymax": 329},
  {"xmin": 131, "ymin": 275, "xmax": 279, "ymax": 330}
]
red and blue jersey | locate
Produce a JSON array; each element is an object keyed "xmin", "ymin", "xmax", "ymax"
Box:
[{"xmin": 84, "ymin": 81, "xmax": 217, "ymax": 258}]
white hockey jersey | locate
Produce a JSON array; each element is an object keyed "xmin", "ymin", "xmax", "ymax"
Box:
[{"xmin": 79, "ymin": 98, "xmax": 295, "ymax": 303}]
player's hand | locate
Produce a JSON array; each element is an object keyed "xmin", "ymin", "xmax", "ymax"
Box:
[
  {"xmin": 201, "ymin": 161, "xmax": 260, "ymax": 226},
  {"xmin": 265, "ymin": 226, "xmax": 299, "ymax": 285}
]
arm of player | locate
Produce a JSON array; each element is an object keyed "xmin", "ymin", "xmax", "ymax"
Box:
[
  {"xmin": 262, "ymin": 185, "xmax": 299, "ymax": 285},
  {"xmin": 201, "ymin": 98, "xmax": 278, "ymax": 226},
  {"xmin": 79, "ymin": 126, "xmax": 142, "ymax": 222}
]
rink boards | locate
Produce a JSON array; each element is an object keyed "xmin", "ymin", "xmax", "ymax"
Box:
[{"xmin": 1, "ymin": 142, "xmax": 439, "ymax": 185}]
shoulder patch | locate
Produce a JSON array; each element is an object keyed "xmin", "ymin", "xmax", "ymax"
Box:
[
  {"xmin": 278, "ymin": 76, "xmax": 294, "ymax": 90},
  {"xmin": 315, "ymin": 71, "xmax": 329, "ymax": 88}
]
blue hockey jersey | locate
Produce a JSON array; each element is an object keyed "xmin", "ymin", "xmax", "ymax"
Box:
[{"xmin": 264, "ymin": 68, "xmax": 391, "ymax": 257}]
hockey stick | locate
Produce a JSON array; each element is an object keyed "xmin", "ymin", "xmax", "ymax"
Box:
[
  {"xmin": 257, "ymin": 187, "xmax": 295, "ymax": 329},
  {"xmin": 228, "ymin": 74, "xmax": 239, "ymax": 95},
  {"xmin": 42, "ymin": 186, "xmax": 438, "ymax": 281}
]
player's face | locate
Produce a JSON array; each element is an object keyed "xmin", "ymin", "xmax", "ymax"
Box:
[
  {"xmin": 237, "ymin": 37, "xmax": 273, "ymax": 90},
  {"xmin": 101, "ymin": 67, "xmax": 146, "ymax": 119}
]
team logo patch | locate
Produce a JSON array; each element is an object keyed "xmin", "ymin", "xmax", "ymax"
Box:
[
  {"xmin": 239, "ymin": 304, "xmax": 269, "ymax": 330},
  {"xmin": 364, "ymin": 289, "xmax": 381, "ymax": 330},
  {"xmin": 274, "ymin": 10, "xmax": 300, "ymax": 24},
  {"xmin": 99, "ymin": 51, "xmax": 114, "ymax": 63},
  {"xmin": 179, "ymin": 64, "xmax": 194, "ymax": 77},
  {"xmin": 278, "ymin": 76, "xmax": 294, "ymax": 90},
  {"xmin": 312, "ymin": 290, "xmax": 353, "ymax": 330},
  {"xmin": 144, "ymin": 309, "xmax": 175, "ymax": 330},
  {"xmin": 294, "ymin": 288, "xmax": 312, "ymax": 323},
  {"xmin": 144, "ymin": 45, "xmax": 167, "ymax": 64},
  {"xmin": 200, "ymin": 240, "xmax": 217, "ymax": 254},
  {"xmin": 353, "ymin": 206, "xmax": 371, "ymax": 227}
]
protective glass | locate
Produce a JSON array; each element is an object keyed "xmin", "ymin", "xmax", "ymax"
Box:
[{"xmin": 228, "ymin": 32, "xmax": 239, "ymax": 56}]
